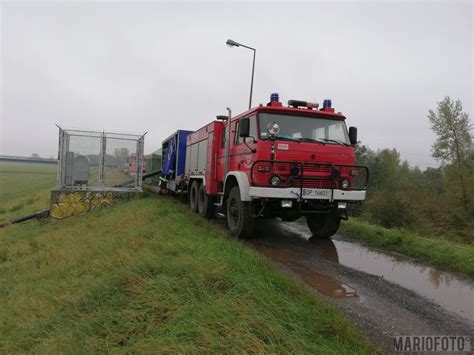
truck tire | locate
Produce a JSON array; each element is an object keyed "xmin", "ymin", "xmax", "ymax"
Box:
[
  {"xmin": 198, "ymin": 183, "xmax": 215, "ymax": 219},
  {"xmin": 306, "ymin": 209, "xmax": 340, "ymax": 240},
  {"xmin": 226, "ymin": 186, "xmax": 255, "ymax": 239},
  {"xmin": 189, "ymin": 180, "xmax": 199, "ymax": 212}
]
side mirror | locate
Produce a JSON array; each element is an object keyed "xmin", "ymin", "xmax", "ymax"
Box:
[
  {"xmin": 348, "ymin": 126, "xmax": 358, "ymax": 145},
  {"xmin": 239, "ymin": 118, "xmax": 250, "ymax": 138}
]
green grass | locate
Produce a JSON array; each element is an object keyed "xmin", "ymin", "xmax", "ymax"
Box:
[
  {"xmin": 0, "ymin": 162, "xmax": 132, "ymax": 224},
  {"xmin": 340, "ymin": 218, "xmax": 474, "ymax": 279},
  {"xmin": 0, "ymin": 196, "xmax": 374, "ymax": 353},
  {"xmin": 0, "ymin": 162, "xmax": 56, "ymax": 223}
]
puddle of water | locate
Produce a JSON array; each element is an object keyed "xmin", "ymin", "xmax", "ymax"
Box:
[
  {"xmin": 252, "ymin": 244, "xmax": 299, "ymax": 264},
  {"xmin": 310, "ymin": 239, "xmax": 340, "ymax": 263},
  {"xmin": 294, "ymin": 266, "xmax": 358, "ymax": 298},
  {"xmin": 277, "ymin": 220, "xmax": 474, "ymax": 323},
  {"xmin": 252, "ymin": 243, "xmax": 358, "ymax": 299},
  {"xmin": 328, "ymin": 239, "xmax": 474, "ymax": 323}
]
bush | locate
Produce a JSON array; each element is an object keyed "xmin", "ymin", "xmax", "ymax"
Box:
[{"xmin": 364, "ymin": 192, "xmax": 413, "ymax": 229}]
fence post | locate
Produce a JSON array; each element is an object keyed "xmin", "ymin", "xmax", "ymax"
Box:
[
  {"xmin": 99, "ymin": 131, "xmax": 106, "ymax": 189},
  {"xmin": 56, "ymin": 127, "xmax": 63, "ymax": 189}
]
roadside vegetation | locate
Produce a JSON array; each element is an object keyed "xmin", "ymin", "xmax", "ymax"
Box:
[
  {"xmin": 340, "ymin": 97, "xmax": 473, "ymax": 277},
  {"xmin": 340, "ymin": 219, "xmax": 474, "ymax": 278},
  {"xmin": 0, "ymin": 162, "xmax": 56, "ymax": 223},
  {"xmin": 350, "ymin": 97, "xmax": 473, "ymax": 245},
  {"xmin": 0, "ymin": 196, "xmax": 374, "ymax": 353}
]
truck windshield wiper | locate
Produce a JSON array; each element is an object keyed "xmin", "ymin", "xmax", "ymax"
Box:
[
  {"xmin": 318, "ymin": 138, "xmax": 351, "ymax": 146},
  {"xmin": 298, "ymin": 137, "xmax": 350, "ymax": 146},
  {"xmin": 296, "ymin": 137, "xmax": 326, "ymax": 144},
  {"xmin": 274, "ymin": 136, "xmax": 300, "ymax": 142},
  {"xmin": 270, "ymin": 136, "xmax": 350, "ymax": 146}
]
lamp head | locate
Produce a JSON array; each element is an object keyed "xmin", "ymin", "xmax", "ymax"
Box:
[{"xmin": 226, "ymin": 39, "xmax": 240, "ymax": 47}]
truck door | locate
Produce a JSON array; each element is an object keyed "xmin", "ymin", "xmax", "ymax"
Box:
[
  {"xmin": 231, "ymin": 115, "xmax": 258, "ymax": 175},
  {"xmin": 216, "ymin": 124, "xmax": 228, "ymax": 183}
]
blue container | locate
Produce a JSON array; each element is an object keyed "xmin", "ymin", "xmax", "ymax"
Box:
[{"xmin": 161, "ymin": 130, "xmax": 193, "ymax": 178}]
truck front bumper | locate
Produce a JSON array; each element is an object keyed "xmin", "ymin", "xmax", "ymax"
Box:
[{"xmin": 248, "ymin": 187, "xmax": 366, "ymax": 202}]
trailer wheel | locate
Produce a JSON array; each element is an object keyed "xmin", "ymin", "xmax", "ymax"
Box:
[
  {"xmin": 189, "ymin": 180, "xmax": 199, "ymax": 212},
  {"xmin": 226, "ymin": 186, "xmax": 255, "ymax": 239},
  {"xmin": 198, "ymin": 183, "xmax": 215, "ymax": 219},
  {"xmin": 306, "ymin": 209, "xmax": 340, "ymax": 240}
]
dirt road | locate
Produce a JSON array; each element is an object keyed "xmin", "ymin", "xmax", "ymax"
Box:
[{"xmin": 245, "ymin": 219, "xmax": 474, "ymax": 352}]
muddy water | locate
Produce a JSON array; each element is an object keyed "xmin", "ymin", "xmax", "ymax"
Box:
[
  {"xmin": 294, "ymin": 266, "xmax": 358, "ymax": 298},
  {"xmin": 277, "ymin": 221, "xmax": 474, "ymax": 322},
  {"xmin": 327, "ymin": 239, "xmax": 474, "ymax": 322},
  {"xmin": 252, "ymin": 243, "xmax": 358, "ymax": 298}
]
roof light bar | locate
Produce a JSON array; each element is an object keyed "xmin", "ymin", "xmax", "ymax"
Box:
[{"xmin": 288, "ymin": 99, "xmax": 318, "ymax": 109}]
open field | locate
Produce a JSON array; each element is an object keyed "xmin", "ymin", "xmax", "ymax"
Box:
[
  {"xmin": 0, "ymin": 162, "xmax": 57, "ymax": 223},
  {"xmin": 0, "ymin": 162, "xmax": 133, "ymax": 224},
  {"xmin": 0, "ymin": 196, "xmax": 374, "ymax": 353},
  {"xmin": 340, "ymin": 218, "xmax": 474, "ymax": 278}
]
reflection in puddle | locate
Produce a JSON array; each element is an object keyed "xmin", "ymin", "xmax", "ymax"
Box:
[
  {"xmin": 329, "ymin": 239, "xmax": 474, "ymax": 322},
  {"xmin": 310, "ymin": 239, "xmax": 340, "ymax": 263},
  {"xmin": 252, "ymin": 244, "xmax": 299, "ymax": 264},
  {"xmin": 253, "ymin": 219, "xmax": 474, "ymax": 322},
  {"xmin": 275, "ymin": 221, "xmax": 474, "ymax": 322},
  {"xmin": 294, "ymin": 266, "xmax": 358, "ymax": 298},
  {"xmin": 252, "ymin": 243, "xmax": 358, "ymax": 299}
]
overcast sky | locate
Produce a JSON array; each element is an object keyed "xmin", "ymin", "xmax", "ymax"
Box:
[{"xmin": 1, "ymin": 1, "xmax": 472, "ymax": 169}]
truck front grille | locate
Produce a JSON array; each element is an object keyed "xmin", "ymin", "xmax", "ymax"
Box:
[
  {"xmin": 300, "ymin": 164, "xmax": 332, "ymax": 174},
  {"xmin": 289, "ymin": 179, "xmax": 334, "ymax": 189}
]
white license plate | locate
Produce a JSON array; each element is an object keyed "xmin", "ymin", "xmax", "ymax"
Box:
[{"xmin": 302, "ymin": 188, "xmax": 330, "ymax": 198}]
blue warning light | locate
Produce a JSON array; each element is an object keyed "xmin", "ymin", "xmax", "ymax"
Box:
[{"xmin": 270, "ymin": 93, "xmax": 279, "ymax": 102}]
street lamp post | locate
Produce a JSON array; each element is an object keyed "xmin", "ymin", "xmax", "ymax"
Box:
[{"xmin": 226, "ymin": 39, "xmax": 256, "ymax": 110}]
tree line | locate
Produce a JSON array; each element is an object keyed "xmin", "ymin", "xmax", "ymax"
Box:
[{"xmin": 353, "ymin": 97, "xmax": 473, "ymax": 243}]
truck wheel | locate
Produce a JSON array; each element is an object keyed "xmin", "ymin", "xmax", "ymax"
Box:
[
  {"xmin": 226, "ymin": 186, "xmax": 255, "ymax": 239},
  {"xmin": 306, "ymin": 209, "xmax": 341, "ymax": 240},
  {"xmin": 198, "ymin": 183, "xmax": 215, "ymax": 219},
  {"xmin": 189, "ymin": 180, "xmax": 199, "ymax": 212}
]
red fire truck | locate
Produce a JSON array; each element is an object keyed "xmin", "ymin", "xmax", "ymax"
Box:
[{"xmin": 161, "ymin": 94, "xmax": 368, "ymax": 239}]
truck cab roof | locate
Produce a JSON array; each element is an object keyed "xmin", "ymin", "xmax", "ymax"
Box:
[{"xmin": 231, "ymin": 100, "xmax": 346, "ymax": 122}]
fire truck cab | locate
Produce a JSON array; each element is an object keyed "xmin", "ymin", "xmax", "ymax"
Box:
[{"xmin": 180, "ymin": 93, "xmax": 369, "ymax": 239}]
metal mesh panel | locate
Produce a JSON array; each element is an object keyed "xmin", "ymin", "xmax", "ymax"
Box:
[
  {"xmin": 103, "ymin": 137, "xmax": 139, "ymax": 188},
  {"xmin": 57, "ymin": 128, "xmax": 144, "ymax": 191}
]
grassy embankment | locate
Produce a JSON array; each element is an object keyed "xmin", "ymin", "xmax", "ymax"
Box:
[
  {"xmin": 0, "ymin": 162, "xmax": 57, "ymax": 223},
  {"xmin": 0, "ymin": 162, "xmax": 133, "ymax": 224},
  {"xmin": 0, "ymin": 195, "xmax": 374, "ymax": 353},
  {"xmin": 340, "ymin": 218, "xmax": 474, "ymax": 278}
]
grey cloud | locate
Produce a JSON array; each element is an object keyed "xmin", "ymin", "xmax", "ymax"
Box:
[{"xmin": 1, "ymin": 1, "xmax": 472, "ymax": 169}]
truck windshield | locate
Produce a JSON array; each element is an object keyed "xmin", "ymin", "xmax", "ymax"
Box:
[{"xmin": 259, "ymin": 113, "xmax": 350, "ymax": 145}]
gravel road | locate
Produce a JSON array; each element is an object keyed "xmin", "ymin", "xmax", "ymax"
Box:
[{"xmin": 244, "ymin": 218, "xmax": 474, "ymax": 352}]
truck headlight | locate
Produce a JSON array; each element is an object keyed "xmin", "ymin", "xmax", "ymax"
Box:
[
  {"xmin": 341, "ymin": 179, "xmax": 350, "ymax": 189},
  {"xmin": 281, "ymin": 200, "xmax": 293, "ymax": 208},
  {"xmin": 270, "ymin": 175, "xmax": 281, "ymax": 186}
]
